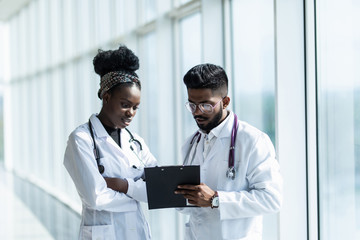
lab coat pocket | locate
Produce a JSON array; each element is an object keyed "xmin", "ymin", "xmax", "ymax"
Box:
[{"xmin": 80, "ymin": 224, "xmax": 115, "ymax": 240}]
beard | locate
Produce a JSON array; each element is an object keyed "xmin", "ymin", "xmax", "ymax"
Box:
[{"xmin": 195, "ymin": 109, "xmax": 223, "ymax": 133}]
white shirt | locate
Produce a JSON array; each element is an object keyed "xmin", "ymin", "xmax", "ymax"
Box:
[
  {"xmin": 64, "ymin": 114, "xmax": 157, "ymax": 240},
  {"xmin": 180, "ymin": 111, "xmax": 283, "ymax": 240},
  {"xmin": 186, "ymin": 114, "xmax": 231, "ymax": 240},
  {"xmin": 202, "ymin": 114, "xmax": 229, "ymax": 159}
]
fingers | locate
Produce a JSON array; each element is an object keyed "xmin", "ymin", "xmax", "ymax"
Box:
[
  {"xmin": 174, "ymin": 189, "xmax": 196, "ymax": 196},
  {"xmin": 177, "ymin": 184, "xmax": 199, "ymax": 190}
]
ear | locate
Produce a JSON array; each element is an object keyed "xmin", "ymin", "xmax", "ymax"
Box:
[
  {"xmin": 102, "ymin": 92, "xmax": 111, "ymax": 104},
  {"xmin": 222, "ymin": 96, "xmax": 230, "ymax": 109}
]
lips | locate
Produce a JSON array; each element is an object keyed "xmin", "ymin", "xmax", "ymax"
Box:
[
  {"xmin": 122, "ymin": 118, "xmax": 132, "ymax": 126},
  {"xmin": 194, "ymin": 117, "xmax": 207, "ymax": 124}
]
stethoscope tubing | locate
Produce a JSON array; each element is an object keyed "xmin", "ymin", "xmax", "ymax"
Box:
[
  {"xmin": 88, "ymin": 119, "xmax": 143, "ymax": 174},
  {"xmin": 228, "ymin": 114, "xmax": 238, "ymax": 169},
  {"xmin": 184, "ymin": 113, "xmax": 239, "ymax": 180}
]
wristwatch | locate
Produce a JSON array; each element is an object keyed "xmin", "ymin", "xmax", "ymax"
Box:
[{"xmin": 211, "ymin": 191, "xmax": 219, "ymax": 208}]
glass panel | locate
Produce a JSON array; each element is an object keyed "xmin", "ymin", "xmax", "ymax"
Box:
[
  {"xmin": 113, "ymin": 0, "xmax": 125, "ymax": 36},
  {"xmin": 231, "ymin": 0, "xmax": 276, "ymax": 143},
  {"xmin": 37, "ymin": 0, "xmax": 50, "ymax": 70},
  {"xmin": 0, "ymin": 24, "xmax": 6, "ymax": 163},
  {"xmin": 49, "ymin": 0, "xmax": 62, "ymax": 64},
  {"xmin": 95, "ymin": 0, "xmax": 111, "ymax": 45},
  {"xmin": 75, "ymin": 0, "xmax": 91, "ymax": 54},
  {"xmin": 179, "ymin": 12, "xmax": 202, "ymax": 141},
  {"xmin": 231, "ymin": 1, "xmax": 277, "ymax": 239},
  {"xmin": 317, "ymin": 0, "xmax": 360, "ymax": 239},
  {"xmin": 140, "ymin": 0, "xmax": 156, "ymax": 23},
  {"xmin": 142, "ymin": 32, "xmax": 158, "ymax": 157},
  {"xmin": 0, "ymin": 92, "xmax": 3, "ymax": 163},
  {"xmin": 28, "ymin": 3, "xmax": 37, "ymax": 71},
  {"xmin": 51, "ymin": 68, "xmax": 63, "ymax": 190},
  {"xmin": 63, "ymin": 0, "xmax": 75, "ymax": 59}
]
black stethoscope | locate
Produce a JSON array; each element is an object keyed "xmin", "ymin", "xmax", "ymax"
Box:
[
  {"xmin": 88, "ymin": 120, "xmax": 143, "ymax": 174},
  {"xmin": 183, "ymin": 114, "xmax": 239, "ymax": 180}
]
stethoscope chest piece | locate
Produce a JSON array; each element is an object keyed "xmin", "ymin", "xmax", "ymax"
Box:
[
  {"xmin": 98, "ymin": 164, "xmax": 105, "ymax": 174},
  {"xmin": 226, "ymin": 167, "xmax": 236, "ymax": 180}
]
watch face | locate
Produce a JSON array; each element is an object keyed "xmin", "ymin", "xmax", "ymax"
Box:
[{"xmin": 213, "ymin": 197, "xmax": 219, "ymax": 207}]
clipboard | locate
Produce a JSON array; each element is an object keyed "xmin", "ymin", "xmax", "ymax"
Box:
[{"xmin": 144, "ymin": 165, "xmax": 200, "ymax": 210}]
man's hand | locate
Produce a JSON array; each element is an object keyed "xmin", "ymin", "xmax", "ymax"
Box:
[
  {"xmin": 175, "ymin": 183, "xmax": 216, "ymax": 207},
  {"xmin": 104, "ymin": 177, "xmax": 128, "ymax": 193}
]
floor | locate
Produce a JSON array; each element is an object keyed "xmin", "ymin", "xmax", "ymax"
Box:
[{"xmin": 0, "ymin": 165, "xmax": 80, "ymax": 240}]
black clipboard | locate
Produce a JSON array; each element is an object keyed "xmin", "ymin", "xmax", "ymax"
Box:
[{"xmin": 144, "ymin": 165, "xmax": 200, "ymax": 210}]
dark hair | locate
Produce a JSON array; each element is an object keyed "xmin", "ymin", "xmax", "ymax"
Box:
[
  {"xmin": 183, "ymin": 63, "xmax": 228, "ymax": 96},
  {"xmin": 93, "ymin": 45, "xmax": 141, "ymax": 90}
]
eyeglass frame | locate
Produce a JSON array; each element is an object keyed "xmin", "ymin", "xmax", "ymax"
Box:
[{"xmin": 185, "ymin": 97, "xmax": 226, "ymax": 114}]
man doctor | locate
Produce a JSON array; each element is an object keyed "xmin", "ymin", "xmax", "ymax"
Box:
[{"xmin": 175, "ymin": 63, "xmax": 282, "ymax": 240}]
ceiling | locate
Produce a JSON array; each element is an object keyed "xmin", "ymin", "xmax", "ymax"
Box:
[{"xmin": 0, "ymin": 0, "xmax": 31, "ymax": 21}]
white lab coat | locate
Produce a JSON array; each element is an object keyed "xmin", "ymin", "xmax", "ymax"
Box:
[
  {"xmin": 64, "ymin": 114, "xmax": 157, "ymax": 240},
  {"xmin": 179, "ymin": 111, "xmax": 282, "ymax": 240}
]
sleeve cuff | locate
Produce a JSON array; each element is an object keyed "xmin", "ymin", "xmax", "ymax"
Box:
[
  {"xmin": 125, "ymin": 178, "xmax": 148, "ymax": 203},
  {"xmin": 126, "ymin": 178, "xmax": 135, "ymax": 197}
]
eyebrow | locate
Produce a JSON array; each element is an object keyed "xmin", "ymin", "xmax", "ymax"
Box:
[
  {"xmin": 188, "ymin": 99, "xmax": 213, "ymax": 104},
  {"xmin": 119, "ymin": 98, "xmax": 140, "ymax": 105}
]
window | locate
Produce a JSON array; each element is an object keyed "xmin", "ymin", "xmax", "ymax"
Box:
[
  {"xmin": 316, "ymin": 0, "xmax": 360, "ymax": 239},
  {"xmin": 140, "ymin": 32, "xmax": 159, "ymax": 157},
  {"xmin": 179, "ymin": 12, "xmax": 202, "ymax": 141},
  {"xmin": 231, "ymin": 1, "xmax": 277, "ymax": 239},
  {"xmin": 231, "ymin": 0, "xmax": 276, "ymax": 143},
  {"xmin": 140, "ymin": 0, "xmax": 156, "ymax": 24}
]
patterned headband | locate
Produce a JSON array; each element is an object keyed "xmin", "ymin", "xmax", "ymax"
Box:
[{"xmin": 98, "ymin": 71, "xmax": 140, "ymax": 99}]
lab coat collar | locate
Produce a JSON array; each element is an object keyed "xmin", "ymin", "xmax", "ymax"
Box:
[
  {"xmin": 89, "ymin": 114, "xmax": 109, "ymax": 138},
  {"xmin": 217, "ymin": 111, "xmax": 235, "ymax": 139},
  {"xmin": 89, "ymin": 114, "xmax": 132, "ymax": 162}
]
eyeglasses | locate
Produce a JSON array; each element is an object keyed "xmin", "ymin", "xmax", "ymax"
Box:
[{"xmin": 185, "ymin": 97, "xmax": 225, "ymax": 114}]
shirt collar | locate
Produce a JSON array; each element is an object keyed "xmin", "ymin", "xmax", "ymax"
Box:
[{"xmin": 200, "ymin": 111, "xmax": 232, "ymax": 139}]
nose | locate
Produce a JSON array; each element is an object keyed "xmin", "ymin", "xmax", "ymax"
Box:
[
  {"xmin": 126, "ymin": 108, "xmax": 135, "ymax": 117},
  {"xmin": 193, "ymin": 105, "xmax": 203, "ymax": 115}
]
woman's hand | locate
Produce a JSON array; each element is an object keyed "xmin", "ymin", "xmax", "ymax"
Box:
[{"xmin": 104, "ymin": 177, "xmax": 129, "ymax": 193}]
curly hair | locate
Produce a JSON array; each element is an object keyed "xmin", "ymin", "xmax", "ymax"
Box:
[{"xmin": 93, "ymin": 45, "xmax": 141, "ymax": 93}]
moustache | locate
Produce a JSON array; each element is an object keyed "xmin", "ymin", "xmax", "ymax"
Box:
[{"xmin": 194, "ymin": 116, "xmax": 208, "ymax": 121}]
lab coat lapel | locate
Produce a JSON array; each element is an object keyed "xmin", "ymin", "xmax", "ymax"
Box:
[{"xmin": 90, "ymin": 114, "xmax": 131, "ymax": 165}]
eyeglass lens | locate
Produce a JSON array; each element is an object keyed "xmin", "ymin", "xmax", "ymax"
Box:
[{"xmin": 186, "ymin": 103, "xmax": 213, "ymax": 113}]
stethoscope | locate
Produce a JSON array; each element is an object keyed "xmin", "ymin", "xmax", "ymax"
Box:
[
  {"xmin": 183, "ymin": 114, "xmax": 239, "ymax": 180},
  {"xmin": 88, "ymin": 120, "xmax": 144, "ymax": 174}
]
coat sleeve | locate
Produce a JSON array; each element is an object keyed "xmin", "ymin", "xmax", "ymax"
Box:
[
  {"xmin": 63, "ymin": 130, "xmax": 137, "ymax": 212},
  {"xmin": 126, "ymin": 136, "xmax": 157, "ymax": 203},
  {"xmin": 218, "ymin": 133, "xmax": 283, "ymax": 220}
]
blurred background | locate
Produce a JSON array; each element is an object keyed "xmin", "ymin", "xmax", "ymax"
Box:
[{"xmin": 0, "ymin": 0, "xmax": 359, "ymax": 239}]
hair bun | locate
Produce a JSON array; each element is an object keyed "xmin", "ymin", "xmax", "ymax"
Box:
[{"xmin": 93, "ymin": 45, "xmax": 139, "ymax": 77}]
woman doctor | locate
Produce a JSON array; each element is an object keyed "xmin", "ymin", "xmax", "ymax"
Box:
[{"xmin": 64, "ymin": 45, "xmax": 157, "ymax": 240}]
